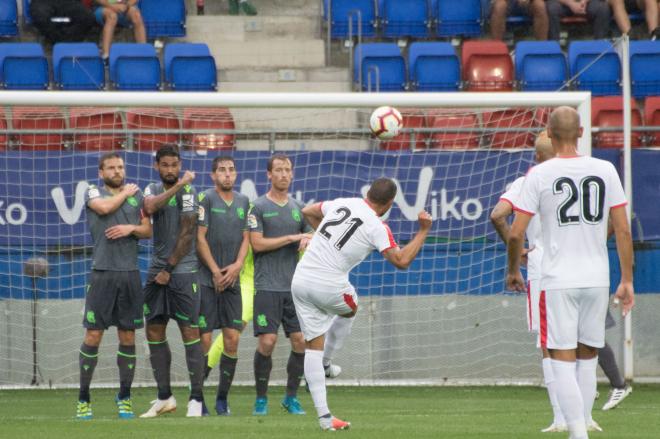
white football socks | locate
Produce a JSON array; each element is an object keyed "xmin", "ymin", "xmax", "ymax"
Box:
[
  {"xmin": 323, "ymin": 316, "xmax": 354, "ymax": 367},
  {"xmin": 542, "ymin": 357, "xmax": 565, "ymax": 426},
  {"xmin": 305, "ymin": 349, "xmax": 330, "ymax": 418},
  {"xmin": 576, "ymin": 357, "xmax": 598, "ymax": 423},
  {"xmin": 551, "ymin": 359, "xmax": 588, "ymax": 439}
]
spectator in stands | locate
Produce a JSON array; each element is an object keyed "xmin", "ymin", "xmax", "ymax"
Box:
[
  {"xmin": 196, "ymin": 0, "xmax": 257, "ymax": 16},
  {"xmin": 94, "ymin": 0, "xmax": 146, "ymax": 62},
  {"xmin": 608, "ymin": 0, "xmax": 659, "ymax": 38},
  {"xmin": 490, "ymin": 0, "xmax": 549, "ymax": 40},
  {"xmin": 30, "ymin": 0, "xmax": 97, "ymax": 44},
  {"xmin": 546, "ymin": 0, "xmax": 612, "ymax": 40}
]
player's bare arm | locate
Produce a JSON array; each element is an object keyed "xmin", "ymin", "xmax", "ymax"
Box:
[
  {"xmin": 87, "ymin": 183, "xmax": 139, "ymax": 216},
  {"xmin": 249, "ymin": 230, "xmax": 306, "ymax": 253},
  {"xmin": 610, "ymin": 206, "xmax": 635, "ymax": 315},
  {"xmin": 506, "ymin": 211, "xmax": 532, "ymax": 292},
  {"xmin": 302, "ymin": 202, "xmax": 324, "ymax": 230},
  {"xmin": 155, "ymin": 213, "xmax": 197, "ymax": 285},
  {"xmin": 382, "ymin": 211, "xmax": 432, "ymax": 269},
  {"xmin": 197, "ymin": 224, "xmax": 223, "ymax": 291},
  {"xmin": 218, "ymin": 230, "xmax": 250, "ymax": 290},
  {"xmin": 105, "ymin": 214, "xmax": 152, "ymax": 240},
  {"xmin": 490, "ymin": 199, "xmax": 513, "ymax": 244},
  {"xmin": 143, "ymin": 170, "xmax": 195, "ymax": 215}
]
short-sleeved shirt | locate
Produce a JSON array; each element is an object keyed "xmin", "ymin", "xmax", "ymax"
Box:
[
  {"xmin": 85, "ymin": 184, "xmax": 144, "ymax": 271},
  {"xmin": 514, "ymin": 156, "xmax": 627, "ymax": 290},
  {"xmin": 500, "ymin": 176, "xmax": 543, "ymax": 281},
  {"xmin": 248, "ymin": 195, "xmax": 312, "ymax": 292},
  {"xmin": 198, "ymin": 189, "xmax": 250, "ymax": 287},
  {"xmin": 294, "ymin": 198, "xmax": 398, "ymax": 290},
  {"xmin": 144, "ymin": 182, "xmax": 199, "ymax": 275}
]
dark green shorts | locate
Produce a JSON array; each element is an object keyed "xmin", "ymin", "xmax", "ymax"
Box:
[
  {"xmin": 199, "ymin": 284, "xmax": 243, "ymax": 333},
  {"xmin": 83, "ymin": 270, "xmax": 144, "ymax": 330},
  {"xmin": 143, "ymin": 272, "xmax": 200, "ymax": 326},
  {"xmin": 253, "ymin": 290, "xmax": 301, "ymax": 337}
]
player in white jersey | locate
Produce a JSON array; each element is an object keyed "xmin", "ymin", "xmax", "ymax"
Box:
[
  {"xmin": 291, "ymin": 178, "xmax": 433, "ymax": 431},
  {"xmin": 490, "ymin": 131, "xmax": 567, "ymax": 432},
  {"xmin": 507, "ymin": 107, "xmax": 634, "ymax": 439}
]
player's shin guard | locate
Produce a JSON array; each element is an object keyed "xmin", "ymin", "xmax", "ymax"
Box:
[
  {"xmin": 323, "ymin": 316, "xmax": 353, "ymax": 367},
  {"xmin": 305, "ymin": 349, "xmax": 330, "ymax": 418},
  {"xmin": 577, "ymin": 357, "xmax": 598, "ymax": 423},
  {"xmin": 184, "ymin": 338, "xmax": 205, "ymax": 401},
  {"xmin": 148, "ymin": 340, "xmax": 172, "ymax": 400},
  {"xmin": 542, "ymin": 357, "xmax": 565, "ymax": 425},
  {"xmin": 286, "ymin": 351, "xmax": 305, "ymax": 397},
  {"xmin": 552, "ymin": 359, "xmax": 588, "ymax": 439},
  {"xmin": 117, "ymin": 345, "xmax": 137, "ymax": 400},
  {"xmin": 79, "ymin": 344, "xmax": 99, "ymax": 402},
  {"xmin": 217, "ymin": 353, "xmax": 238, "ymax": 400},
  {"xmin": 254, "ymin": 350, "xmax": 272, "ymax": 398}
]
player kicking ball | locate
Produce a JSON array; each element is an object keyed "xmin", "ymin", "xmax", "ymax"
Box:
[{"xmin": 291, "ymin": 178, "xmax": 433, "ymax": 430}]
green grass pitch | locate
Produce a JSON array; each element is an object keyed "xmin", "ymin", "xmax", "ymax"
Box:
[{"xmin": 1, "ymin": 385, "xmax": 658, "ymax": 438}]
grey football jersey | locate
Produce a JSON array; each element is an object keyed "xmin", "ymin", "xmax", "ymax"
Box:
[
  {"xmin": 248, "ymin": 195, "xmax": 312, "ymax": 292},
  {"xmin": 198, "ymin": 189, "xmax": 249, "ymax": 287},
  {"xmin": 85, "ymin": 184, "xmax": 143, "ymax": 271},
  {"xmin": 145, "ymin": 182, "xmax": 198, "ymax": 274}
]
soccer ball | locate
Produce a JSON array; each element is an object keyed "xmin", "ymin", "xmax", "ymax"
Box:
[{"xmin": 369, "ymin": 106, "xmax": 403, "ymax": 139}]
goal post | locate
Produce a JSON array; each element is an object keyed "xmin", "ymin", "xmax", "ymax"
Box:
[{"xmin": 0, "ymin": 91, "xmax": 602, "ymax": 388}]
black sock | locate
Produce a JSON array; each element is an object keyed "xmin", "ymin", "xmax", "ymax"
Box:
[
  {"xmin": 599, "ymin": 342, "xmax": 625, "ymax": 388},
  {"xmin": 217, "ymin": 353, "xmax": 238, "ymax": 400},
  {"xmin": 148, "ymin": 340, "xmax": 172, "ymax": 400},
  {"xmin": 78, "ymin": 343, "xmax": 99, "ymax": 402},
  {"xmin": 184, "ymin": 338, "xmax": 205, "ymax": 401},
  {"xmin": 286, "ymin": 351, "xmax": 305, "ymax": 397},
  {"xmin": 117, "ymin": 344, "xmax": 136, "ymax": 400},
  {"xmin": 254, "ymin": 350, "xmax": 272, "ymax": 398}
]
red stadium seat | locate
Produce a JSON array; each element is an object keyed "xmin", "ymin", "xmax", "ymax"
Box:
[
  {"xmin": 0, "ymin": 112, "xmax": 7, "ymax": 150},
  {"xmin": 380, "ymin": 110, "xmax": 427, "ymax": 150},
  {"xmin": 70, "ymin": 108, "xmax": 125, "ymax": 151},
  {"xmin": 11, "ymin": 107, "xmax": 66, "ymax": 150},
  {"xmin": 461, "ymin": 40, "xmax": 513, "ymax": 92},
  {"xmin": 591, "ymin": 96, "xmax": 643, "ymax": 148},
  {"xmin": 644, "ymin": 96, "xmax": 660, "ymax": 147},
  {"xmin": 483, "ymin": 109, "xmax": 536, "ymax": 149},
  {"xmin": 181, "ymin": 107, "xmax": 235, "ymax": 150},
  {"xmin": 126, "ymin": 108, "xmax": 180, "ymax": 151},
  {"xmin": 427, "ymin": 109, "xmax": 480, "ymax": 149}
]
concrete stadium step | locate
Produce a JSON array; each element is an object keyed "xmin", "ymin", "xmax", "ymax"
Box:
[
  {"xmin": 219, "ymin": 66, "xmax": 348, "ymax": 83},
  {"xmin": 230, "ymin": 107, "xmax": 360, "ymax": 130},
  {"xmin": 185, "ymin": 0, "xmax": 321, "ymax": 17},
  {"xmin": 204, "ymin": 39, "xmax": 325, "ymax": 68},
  {"xmin": 185, "ymin": 16, "xmax": 320, "ymax": 42}
]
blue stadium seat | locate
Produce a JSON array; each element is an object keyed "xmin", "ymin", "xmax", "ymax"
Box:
[
  {"xmin": 109, "ymin": 43, "xmax": 160, "ymax": 91},
  {"xmin": 327, "ymin": 0, "xmax": 377, "ymax": 39},
  {"xmin": 139, "ymin": 0, "xmax": 186, "ymax": 38},
  {"xmin": 0, "ymin": 0, "xmax": 18, "ymax": 37},
  {"xmin": 22, "ymin": 0, "xmax": 31, "ymax": 24},
  {"xmin": 164, "ymin": 43, "xmax": 217, "ymax": 91},
  {"xmin": 436, "ymin": 0, "xmax": 482, "ymax": 37},
  {"xmin": 515, "ymin": 41, "xmax": 567, "ymax": 91},
  {"xmin": 381, "ymin": 0, "xmax": 430, "ymax": 38},
  {"xmin": 408, "ymin": 42, "xmax": 459, "ymax": 91},
  {"xmin": 52, "ymin": 43, "xmax": 104, "ymax": 90},
  {"xmin": 629, "ymin": 41, "xmax": 660, "ymax": 99},
  {"xmin": 354, "ymin": 43, "xmax": 406, "ymax": 91},
  {"xmin": 0, "ymin": 42, "xmax": 48, "ymax": 89},
  {"xmin": 569, "ymin": 40, "xmax": 621, "ymax": 96}
]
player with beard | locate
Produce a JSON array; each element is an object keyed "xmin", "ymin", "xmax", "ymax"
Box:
[
  {"xmin": 197, "ymin": 156, "xmax": 250, "ymax": 415},
  {"xmin": 77, "ymin": 152, "xmax": 152, "ymax": 420},
  {"xmin": 140, "ymin": 145, "xmax": 206, "ymax": 418}
]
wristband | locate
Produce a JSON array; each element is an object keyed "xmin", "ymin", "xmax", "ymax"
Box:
[{"xmin": 164, "ymin": 263, "xmax": 175, "ymax": 273}]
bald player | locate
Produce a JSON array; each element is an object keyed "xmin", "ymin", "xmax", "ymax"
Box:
[
  {"xmin": 507, "ymin": 107, "xmax": 634, "ymax": 439},
  {"xmin": 490, "ymin": 131, "xmax": 566, "ymax": 432}
]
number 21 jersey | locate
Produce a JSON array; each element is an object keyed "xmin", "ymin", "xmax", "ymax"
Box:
[{"xmin": 514, "ymin": 156, "xmax": 627, "ymax": 290}]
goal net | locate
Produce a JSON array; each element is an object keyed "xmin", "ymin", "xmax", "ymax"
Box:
[{"xmin": 0, "ymin": 91, "xmax": 594, "ymax": 388}]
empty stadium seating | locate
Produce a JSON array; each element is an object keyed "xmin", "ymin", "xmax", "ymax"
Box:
[
  {"xmin": 164, "ymin": 43, "xmax": 217, "ymax": 91},
  {"xmin": 408, "ymin": 42, "xmax": 460, "ymax": 91},
  {"xmin": 354, "ymin": 43, "xmax": 406, "ymax": 92},
  {"xmin": 381, "ymin": 0, "xmax": 431, "ymax": 38},
  {"xmin": 427, "ymin": 110, "xmax": 480, "ymax": 149},
  {"xmin": 326, "ymin": 0, "xmax": 377, "ymax": 39},
  {"xmin": 569, "ymin": 40, "xmax": 621, "ymax": 96},
  {"xmin": 53, "ymin": 43, "xmax": 105, "ymax": 90},
  {"xmin": 515, "ymin": 41, "xmax": 568, "ymax": 91},
  {"xmin": 139, "ymin": 0, "xmax": 186, "ymax": 38},
  {"xmin": 0, "ymin": 43, "xmax": 49, "ymax": 90},
  {"xmin": 0, "ymin": 0, "xmax": 18, "ymax": 37},
  {"xmin": 591, "ymin": 96, "xmax": 643, "ymax": 149},
  {"xmin": 462, "ymin": 40, "xmax": 513, "ymax": 91},
  {"xmin": 644, "ymin": 96, "xmax": 660, "ymax": 147},
  {"xmin": 69, "ymin": 108, "xmax": 125, "ymax": 151},
  {"xmin": 629, "ymin": 41, "xmax": 660, "ymax": 99},
  {"xmin": 436, "ymin": 0, "xmax": 482, "ymax": 37},
  {"xmin": 109, "ymin": 43, "xmax": 161, "ymax": 91},
  {"xmin": 182, "ymin": 107, "xmax": 235, "ymax": 150},
  {"xmin": 380, "ymin": 109, "xmax": 427, "ymax": 150},
  {"xmin": 483, "ymin": 109, "xmax": 535, "ymax": 149},
  {"xmin": 0, "ymin": 111, "xmax": 6, "ymax": 150},
  {"xmin": 11, "ymin": 107, "xmax": 66, "ymax": 150},
  {"xmin": 125, "ymin": 108, "xmax": 180, "ymax": 151}
]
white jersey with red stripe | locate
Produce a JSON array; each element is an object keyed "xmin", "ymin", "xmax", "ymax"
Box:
[
  {"xmin": 514, "ymin": 156, "xmax": 627, "ymax": 290},
  {"xmin": 500, "ymin": 176, "xmax": 543, "ymax": 281},
  {"xmin": 294, "ymin": 197, "xmax": 397, "ymax": 290}
]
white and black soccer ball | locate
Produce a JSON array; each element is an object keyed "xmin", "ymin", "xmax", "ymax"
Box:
[{"xmin": 369, "ymin": 106, "xmax": 403, "ymax": 140}]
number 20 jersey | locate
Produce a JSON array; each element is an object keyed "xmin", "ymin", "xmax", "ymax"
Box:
[
  {"xmin": 514, "ymin": 156, "xmax": 627, "ymax": 290},
  {"xmin": 295, "ymin": 198, "xmax": 398, "ymax": 290}
]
